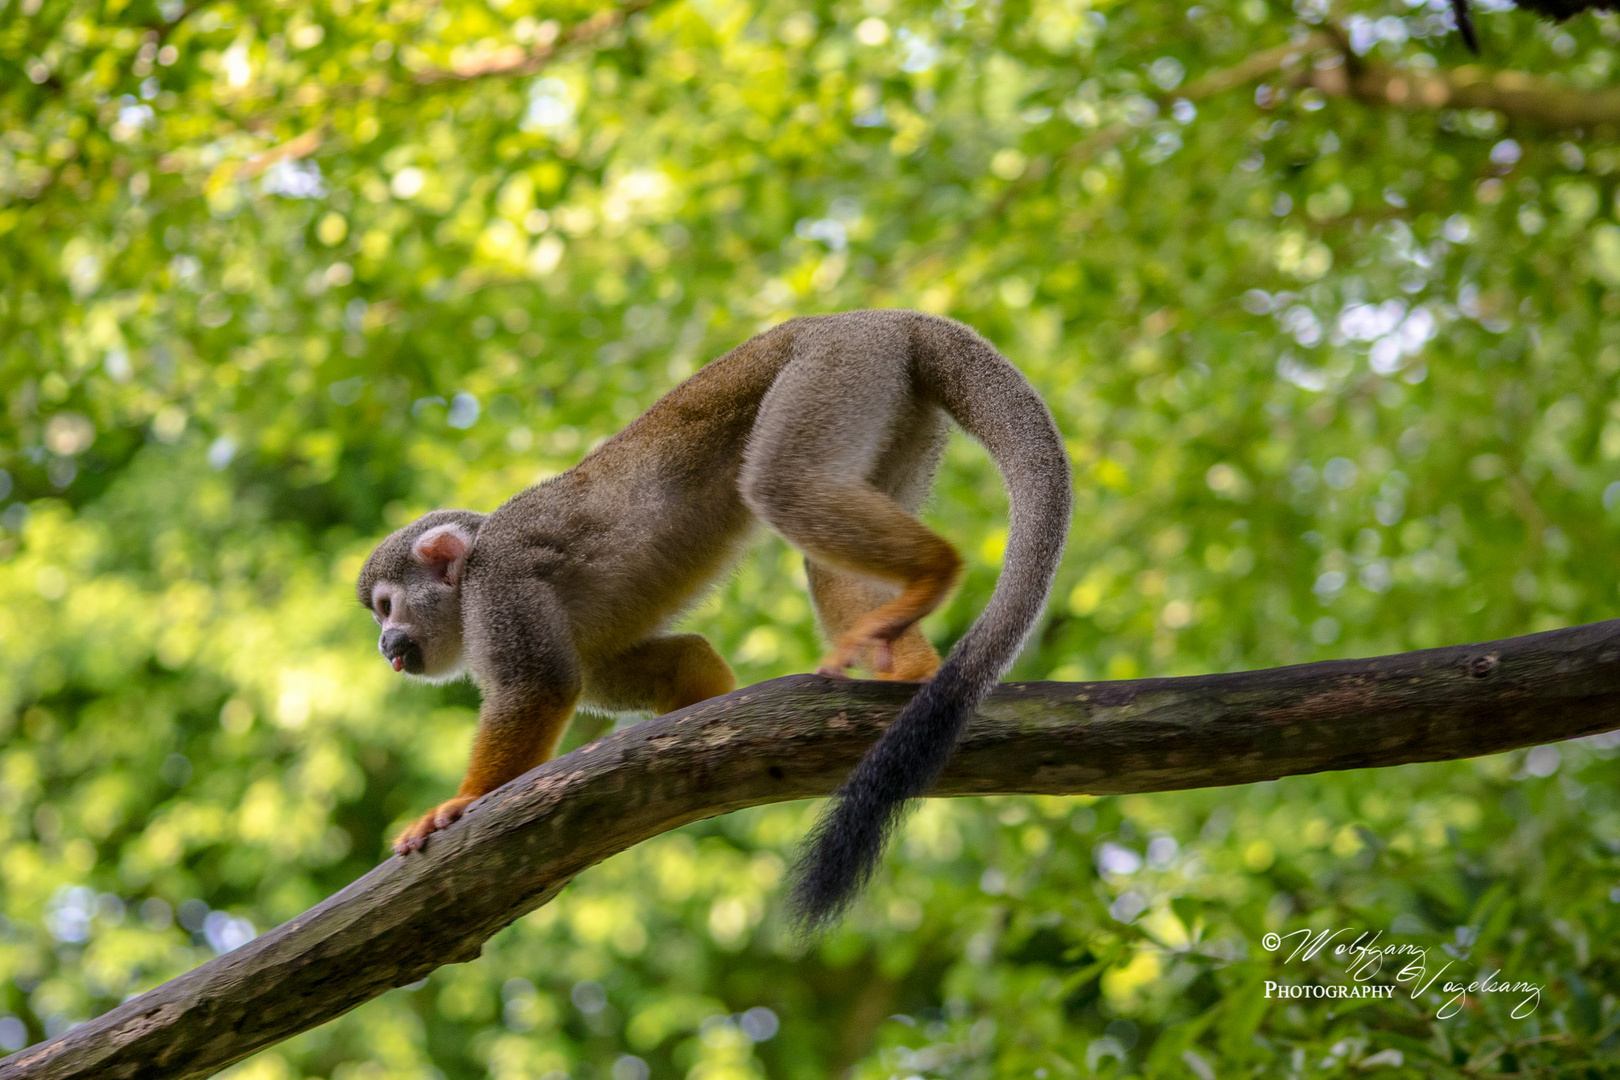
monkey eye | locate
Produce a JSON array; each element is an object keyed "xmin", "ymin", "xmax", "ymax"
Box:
[{"xmin": 377, "ymin": 597, "xmax": 391, "ymax": 618}]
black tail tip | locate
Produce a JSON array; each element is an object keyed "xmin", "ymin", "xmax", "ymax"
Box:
[
  {"xmin": 787, "ymin": 879, "xmax": 847, "ymax": 938},
  {"xmin": 786, "ymin": 840, "xmax": 868, "ymax": 937},
  {"xmin": 786, "ymin": 798, "xmax": 899, "ymax": 936}
]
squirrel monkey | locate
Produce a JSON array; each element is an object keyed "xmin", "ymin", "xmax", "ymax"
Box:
[{"xmin": 357, "ymin": 309, "xmax": 1071, "ymax": 927}]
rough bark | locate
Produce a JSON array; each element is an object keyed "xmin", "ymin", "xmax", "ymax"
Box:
[{"xmin": 6, "ymin": 619, "xmax": 1620, "ymax": 1080}]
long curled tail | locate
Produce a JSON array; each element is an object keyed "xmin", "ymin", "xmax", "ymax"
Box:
[{"xmin": 789, "ymin": 316, "xmax": 1073, "ymax": 931}]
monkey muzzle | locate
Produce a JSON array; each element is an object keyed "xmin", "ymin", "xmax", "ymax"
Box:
[{"xmin": 379, "ymin": 629, "xmax": 424, "ymax": 674}]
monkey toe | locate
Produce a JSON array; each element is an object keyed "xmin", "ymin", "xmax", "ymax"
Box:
[
  {"xmin": 817, "ymin": 637, "xmax": 874, "ymax": 677},
  {"xmin": 392, "ymin": 822, "xmax": 433, "ymax": 855}
]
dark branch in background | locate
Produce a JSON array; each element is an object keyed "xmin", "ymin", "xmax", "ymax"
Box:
[
  {"xmin": 1460, "ymin": 0, "xmax": 1620, "ymax": 50},
  {"xmin": 1452, "ymin": 0, "xmax": 1481, "ymax": 54},
  {"xmin": 1504, "ymin": 0, "xmax": 1620, "ymax": 23},
  {"xmin": 5, "ymin": 620, "xmax": 1620, "ymax": 1080}
]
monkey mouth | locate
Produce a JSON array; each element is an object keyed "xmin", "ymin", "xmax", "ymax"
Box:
[{"xmin": 383, "ymin": 640, "xmax": 426, "ymax": 675}]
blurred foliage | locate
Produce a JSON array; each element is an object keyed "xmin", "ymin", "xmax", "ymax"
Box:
[{"xmin": 5, "ymin": 0, "xmax": 1620, "ymax": 1075}]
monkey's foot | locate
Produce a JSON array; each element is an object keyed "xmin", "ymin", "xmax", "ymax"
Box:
[
  {"xmin": 818, "ymin": 621, "xmax": 938, "ymax": 682},
  {"xmin": 817, "ymin": 633, "xmax": 893, "ymax": 678},
  {"xmin": 393, "ymin": 795, "xmax": 476, "ymax": 855},
  {"xmin": 875, "ymin": 647, "xmax": 940, "ymax": 682}
]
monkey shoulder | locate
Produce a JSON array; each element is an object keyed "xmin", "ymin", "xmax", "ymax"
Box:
[{"xmin": 463, "ymin": 496, "xmax": 582, "ymax": 583}]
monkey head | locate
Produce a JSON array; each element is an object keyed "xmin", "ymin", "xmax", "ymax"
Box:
[{"xmin": 356, "ymin": 509, "xmax": 486, "ymax": 682}]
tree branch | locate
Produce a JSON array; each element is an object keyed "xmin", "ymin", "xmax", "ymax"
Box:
[
  {"xmin": 215, "ymin": 0, "xmax": 662, "ymax": 172},
  {"xmin": 6, "ymin": 619, "xmax": 1620, "ymax": 1079},
  {"xmin": 411, "ymin": 0, "xmax": 659, "ymax": 84},
  {"xmin": 236, "ymin": 127, "xmax": 323, "ymax": 180},
  {"xmin": 1504, "ymin": 0, "xmax": 1619, "ymax": 23},
  {"xmin": 1179, "ymin": 32, "xmax": 1337, "ymax": 102},
  {"xmin": 1058, "ymin": 26, "xmax": 1620, "ymax": 183},
  {"xmin": 1299, "ymin": 55, "xmax": 1620, "ymax": 127},
  {"xmin": 150, "ymin": 2, "xmax": 211, "ymax": 45}
]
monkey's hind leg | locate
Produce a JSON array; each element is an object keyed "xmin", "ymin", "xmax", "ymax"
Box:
[
  {"xmin": 584, "ymin": 634, "xmax": 737, "ymax": 715},
  {"xmin": 740, "ymin": 328, "xmax": 960, "ymax": 677},
  {"xmin": 797, "ymin": 497, "xmax": 961, "ymax": 677},
  {"xmin": 805, "ymin": 560, "xmax": 941, "ymax": 682}
]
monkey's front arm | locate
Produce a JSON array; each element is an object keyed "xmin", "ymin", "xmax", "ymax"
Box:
[
  {"xmin": 392, "ymin": 685, "xmax": 579, "ymax": 853},
  {"xmin": 393, "ymin": 578, "xmax": 583, "ymax": 854}
]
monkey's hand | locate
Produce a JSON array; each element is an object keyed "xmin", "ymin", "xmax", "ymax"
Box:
[{"xmin": 393, "ymin": 795, "xmax": 477, "ymax": 854}]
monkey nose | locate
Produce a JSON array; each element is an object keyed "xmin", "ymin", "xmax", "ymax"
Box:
[{"xmin": 380, "ymin": 628, "xmax": 412, "ymax": 667}]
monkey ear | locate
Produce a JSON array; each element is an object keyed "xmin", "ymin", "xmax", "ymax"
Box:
[{"xmin": 412, "ymin": 524, "xmax": 471, "ymax": 585}]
